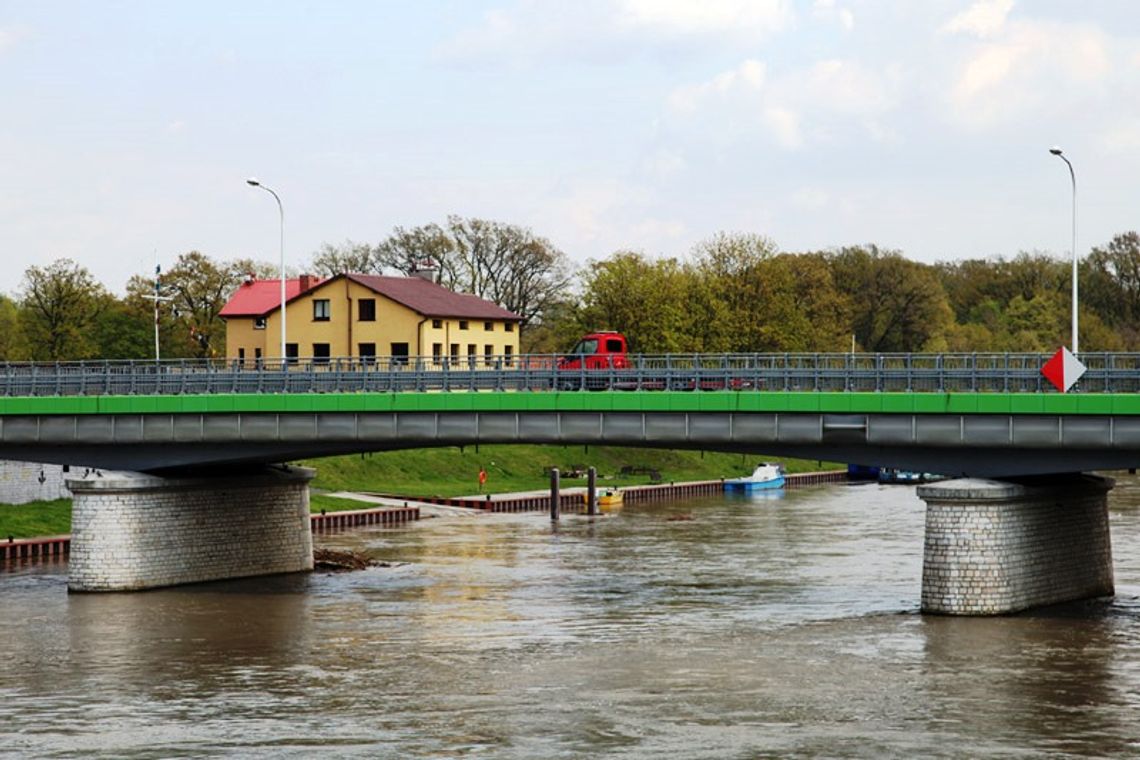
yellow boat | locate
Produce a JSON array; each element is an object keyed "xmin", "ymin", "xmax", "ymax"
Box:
[{"xmin": 597, "ymin": 488, "xmax": 623, "ymax": 507}]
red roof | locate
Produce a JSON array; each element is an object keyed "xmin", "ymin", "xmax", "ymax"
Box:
[
  {"xmin": 220, "ymin": 273, "xmax": 522, "ymax": 321},
  {"xmin": 219, "ymin": 278, "xmax": 314, "ymax": 318},
  {"xmin": 346, "ymin": 274, "xmax": 522, "ymax": 320}
]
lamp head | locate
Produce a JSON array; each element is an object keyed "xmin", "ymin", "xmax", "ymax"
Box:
[
  {"xmin": 246, "ymin": 177, "xmax": 261, "ymax": 187},
  {"xmin": 1049, "ymin": 146, "xmax": 1063, "ymax": 156}
]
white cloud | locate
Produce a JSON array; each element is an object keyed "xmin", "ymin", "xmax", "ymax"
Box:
[
  {"xmin": 616, "ymin": 0, "xmax": 793, "ymax": 38},
  {"xmin": 0, "ymin": 25, "xmax": 29, "ymax": 53},
  {"xmin": 667, "ymin": 57, "xmax": 896, "ymax": 149},
  {"xmin": 667, "ymin": 59, "xmax": 765, "ymax": 113},
  {"xmin": 642, "ymin": 149, "xmax": 687, "ymax": 179},
  {"xmin": 791, "ymin": 187, "xmax": 829, "ymax": 209},
  {"xmin": 812, "ymin": 0, "xmax": 854, "ymax": 32},
  {"xmin": 437, "ymin": 0, "xmax": 794, "ymax": 64},
  {"xmin": 941, "ymin": 0, "xmax": 1014, "ymax": 39},
  {"xmin": 763, "ymin": 106, "xmax": 802, "ymax": 149},
  {"xmin": 944, "ymin": 19, "xmax": 1113, "ymax": 128}
]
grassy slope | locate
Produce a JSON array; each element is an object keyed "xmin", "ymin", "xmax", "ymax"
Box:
[
  {"xmin": 0, "ymin": 446, "xmax": 839, "ymax": 538},
  {"xmin": 303, "ymin": 445, "xmax": 834, "ymax": 497},
  {"xmin": 0, "ymin": 499, "xmax": 72, "ymax": 539}
]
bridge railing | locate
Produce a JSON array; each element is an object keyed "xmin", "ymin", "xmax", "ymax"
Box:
[{"xmin": 2, "ymin": 352, "xmax": 1140, "ymax": 396}]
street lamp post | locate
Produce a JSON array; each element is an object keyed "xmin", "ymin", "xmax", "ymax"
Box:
[
  {"xmin": 1049, "ymin": 146, "xmax": 1078, "ymax": 355},
  {"xmin": 246, "ymin": 178, "xmax": 286, "ymax": 362}
]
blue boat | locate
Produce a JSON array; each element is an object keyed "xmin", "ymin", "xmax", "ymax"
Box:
[{"xmin": 724, "ymin": 462, "xmax": 786, "ymax": 492}]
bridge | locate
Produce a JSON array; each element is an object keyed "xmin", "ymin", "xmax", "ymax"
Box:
[{"xmin": 2, "ymin": 351, "xmax": 1131, "ymax": 614}]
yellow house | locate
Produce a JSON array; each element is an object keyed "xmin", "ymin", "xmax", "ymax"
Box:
[{"xmin": 220, "ymin": 272, "xmax": 522, "ymax": 363}]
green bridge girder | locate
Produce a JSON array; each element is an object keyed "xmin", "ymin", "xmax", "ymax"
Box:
[{"xmin": 3, "ymin": 390, "xmax": 1140, "ymax": 416}]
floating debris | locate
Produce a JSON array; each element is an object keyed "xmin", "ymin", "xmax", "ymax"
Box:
[{"xmin": 313, "ymin": 548, "xmax": 397, "ymax": 572}]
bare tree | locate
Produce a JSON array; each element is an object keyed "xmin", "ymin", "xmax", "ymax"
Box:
[
  {"xmin": 308, "ymin": 239, "xmax": 379, "ymax": 277},
  {"xmin": 374, "ymin": 216, "xmax": 572, "ymax": 325}
]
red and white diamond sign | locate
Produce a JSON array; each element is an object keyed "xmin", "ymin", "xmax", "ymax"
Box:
[{"xmin": 1041, "ymin": 347, "xmax": 1086, "ymax": 393}]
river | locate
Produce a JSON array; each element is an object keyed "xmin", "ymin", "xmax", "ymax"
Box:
[{"xmin": 2, "ymin": 477, "xmax": 1139, "ymax": 758}]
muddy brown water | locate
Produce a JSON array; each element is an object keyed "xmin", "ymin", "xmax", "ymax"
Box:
[{"xmin": 2, "ymin": 478, "xmax": 1139, "ymax": 757}]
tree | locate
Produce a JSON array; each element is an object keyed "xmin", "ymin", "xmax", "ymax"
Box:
[
  {"xmin": 92, "ymin": 295, "xmax": 154, "ymax": 360},
  {"xmin": 577, "ymin": 251, "xmax": 698, "ymax": 352},
  {"xmin": 374, "ymin": 216, "xmax": 572, "ymax": 326},
  {"xmin": 827, "ymin": 246, "xmax": 953, "ymax": 352},
  {"xmin": 0, "ymin": 294, "xmax": 29, "ymax": 360},
  {"xmin": 308, "ymin": 240, "xmax": 378, "ymax": 277},
  {"xmin": 126, "ymin": 251, "xmax": 250, "ymax": 358},
  {"xmin": 689, "ymin": 234, "xmax": 851, "ymax": 352},
  {"xmin": 18, "ymin": 259, "xmax": 108, "ymax": 360},
  {"xmin": 1084, "ymin": 232, "xmax": 1140, "ymax": 346}
]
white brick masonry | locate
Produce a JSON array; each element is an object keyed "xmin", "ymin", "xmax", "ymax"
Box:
[
  {"xmin": 67, "ymin": 467, "xmax": 315, "ymax": 592},
  {"xmin": 0, "ymin": 460, "xmax": 73, "ymax": 504},
  {"xmin": 918, "ymin": 476, "xmax": 1114, "ymax": 615}
]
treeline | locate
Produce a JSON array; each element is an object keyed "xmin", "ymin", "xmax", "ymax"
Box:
[
  {"xmin": 5, "ymin": 219, "xmax": 1140, "ymax": 361},
  {"xmin": 525, "ymin": 230, "xmax": 1140, "ymax": 355}
]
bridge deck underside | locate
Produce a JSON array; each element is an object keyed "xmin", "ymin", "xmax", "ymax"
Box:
[{"xmin": 2, "ymin": 411, "xmax": 1139, "ymax": 477}]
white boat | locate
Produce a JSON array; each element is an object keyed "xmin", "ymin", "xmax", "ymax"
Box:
[{"xmin": 724, "ymin": 462, "xmax": 786, "ymax": 492}]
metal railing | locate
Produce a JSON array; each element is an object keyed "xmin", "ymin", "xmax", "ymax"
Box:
[{"xmin": 0, "ymin": 352, "xmax": 1137, "ymax": 397}]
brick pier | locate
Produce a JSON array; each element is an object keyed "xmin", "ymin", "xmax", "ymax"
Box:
[
  {"xmin": 917, "ymin": 476, "xmax": 1114, "ymax": 615},
  {"xmin": 67, "ymin": 467, "xmax": 316, "ymax": 592}
]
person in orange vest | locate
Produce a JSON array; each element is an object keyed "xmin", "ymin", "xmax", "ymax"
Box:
[{"xmin": 478, "ymin": 468, "xmax": 487, "ymax": 492}]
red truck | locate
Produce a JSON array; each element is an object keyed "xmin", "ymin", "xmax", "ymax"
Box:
[
  {"xmin": 555, "ymin": 331, "xmax": 632, "ymax": 389},
  {"xmin": 554, "ymin": 331, "xmax": 752, "ymax": 391}
]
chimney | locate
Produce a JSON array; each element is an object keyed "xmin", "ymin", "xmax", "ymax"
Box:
[
  {"xmin": 410, "ymin": 259, "xmax": 438, "ymax": 284},
  {"xmin": 298, "ymin": 273, "xmax": 316, "ymax": 292}
]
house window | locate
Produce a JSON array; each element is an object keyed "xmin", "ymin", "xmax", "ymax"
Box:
[
  {"xmin": 484, "ymin": 322, "xmax": 493, "ymax": 331},
  {"xmin": 254, "ymin": 317, "xmax": 267, "ymax": 330},
  {"xmin": 390, "ymin": 343, "xmax": 409, "ymax": 365},
  {"xmin": 238, "ymin": 348, "xmax": 246, "ymax": 361},
  {"xmin": 358, "ymin": 299, "xmax": 376, "ymax": 322},
  {"xmin": 504, "ymin": 345, "xmax": 513, "ymax": 365},
  {"xmin": 432, "ymin": 343, "xmax": 442, "ymax": 360},
  {"xmin": 313, "ymin": 299, "xmax": 330, "ymax": 321},
  {"xmin": 255, "ymin": 348, "xmax": 262, "ymax": 362},
  {"xmin": 450, "ymin": 343, "xmax": 460, "ymax": 361},
  {"xmin": 505, "ymin": 322, "xmax": 514, "ymax": 332},
  {"xmin": 432, "ymin": 319, "xmax": 442, "ymax": 329},
  {"xmin": 467, "ymin": 344, "xmax": 476, "ymax": 361},
  {"xmin": 459, "ymin": 320, "xmax": 469, "ymax": 330},
  {"xmin": 358, "ymin": 343, "xmax": 376, "ymax": 360},
  {"xmin": 313, "ymin": 343, "xmax": 330, "ymax": 364},
  {"xmin": 285, "ymin": 344, "xmax": 299, "ymax": 364},
  {"xmin": 484, "ymin": 344, "xmax": 493, "ymax": 360}
]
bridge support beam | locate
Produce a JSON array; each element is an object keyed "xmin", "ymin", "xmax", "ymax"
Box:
[
  {"xmin": 917, "ymin": 476, "xmax": 1114, "ymax": 615},
  {"xmin": 67, "ymin": 467, "xmax": 315, "ymax": 592}
]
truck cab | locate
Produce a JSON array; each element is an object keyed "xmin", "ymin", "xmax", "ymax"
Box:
[{"xmin": 557, "ymin": 331, "xmax": 631, "ymax": 371}]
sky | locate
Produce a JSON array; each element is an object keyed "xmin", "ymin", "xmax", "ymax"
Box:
[{"xmin": 1, "ymin": 0, "xmax": 1138, "ymax": 295}]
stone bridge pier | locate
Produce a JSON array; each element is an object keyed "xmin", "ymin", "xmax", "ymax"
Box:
[
  {"xmin": 67, "ymin": 466, "xmax": 315, "ymax": 592},
  {"xmin": 917, "ymin": 475, "xmax": 1114, "ymax": 615}
]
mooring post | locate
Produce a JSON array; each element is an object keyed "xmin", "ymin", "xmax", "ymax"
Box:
[
  {"xmin": 586, "ymin": 466, "xmax": 598, "ymax": 516},
  {"xmin": 550, "ymin": 467, "xmax": 560, "ymax": 521}
]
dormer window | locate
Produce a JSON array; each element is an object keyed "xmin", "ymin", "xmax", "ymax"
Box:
[{"xmin": 254, "ymin": 317, "xmax": 267, "ymax": 330}]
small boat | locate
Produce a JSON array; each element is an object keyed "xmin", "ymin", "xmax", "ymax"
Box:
[
  {"xmin": 597, "ymin": 488, "xmax": 624, "ymax": 507},
  {"xmin": 878, "ymin": 468, "xmax": 943, "ymax": 484},
  {"xmin": 724, "ymin": 462, "xmax": 786, "ymax": 492}
]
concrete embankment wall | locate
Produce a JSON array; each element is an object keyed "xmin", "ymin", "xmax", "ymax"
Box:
[
  {"xmin": 3, "ymin": 503, "xmax": 419, "ymax": 563},
  {"xmin": 398, "ymin": 470, "xmax": 849, "ymax": 513},
  {"xmin": 0, "ymin": 461, "xmax": 73, "ymax": 504}
]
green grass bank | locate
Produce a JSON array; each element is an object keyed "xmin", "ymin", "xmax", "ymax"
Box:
[{"xmin": 0, "ymin": 446, "xmax": 838, "ymax": 538}]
